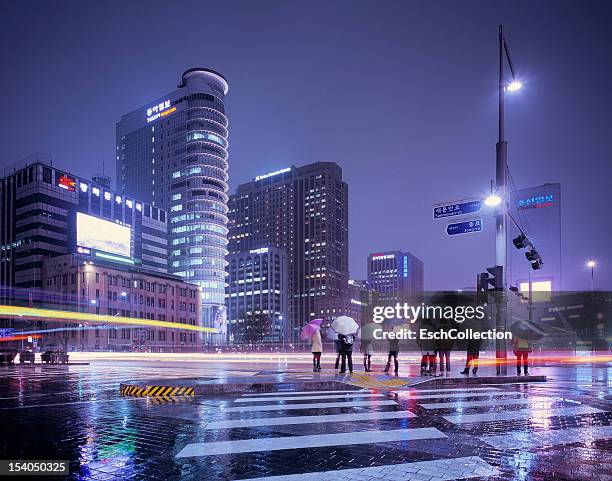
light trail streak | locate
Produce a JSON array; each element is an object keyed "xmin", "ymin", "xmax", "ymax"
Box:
[{"xmin": 0, "ymin": 305, "xmax": 219, "ymax": 334}]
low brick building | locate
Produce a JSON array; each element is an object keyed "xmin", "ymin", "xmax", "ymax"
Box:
[{"xmin": 40, "ymin": 254, "xmax": 202, "ymax": 352}]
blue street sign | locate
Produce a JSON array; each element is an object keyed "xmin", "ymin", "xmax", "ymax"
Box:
[
  {"xmin": 433, "ymin": 199, "xmax": 482, "ymax": 219},
  {"xmin": 446, "ymin": 219, "xmax": 483, "ymax": 236},
  {"xmin": 0, "ymin": 328, "xmax": 15, "ymax": 338}
]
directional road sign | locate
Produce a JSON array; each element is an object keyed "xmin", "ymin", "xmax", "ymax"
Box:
[
  {"xmin": 433, "ymin": 199, "xmax": 482, "ymax": 219},
  {"xmin": 446, "ymin": 219, "xmax": 483, "ymax": 236}
]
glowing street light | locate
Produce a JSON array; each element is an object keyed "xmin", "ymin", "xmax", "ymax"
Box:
[
  {"xmin": 587, "ymin": 260, "xmax": 596, "ymax": 291},
  {"xmin": 507, "ymin": 80, "xmax": 522, "ymax": 91},
  {"xmin": 484, "ymin": 194, "xmax": 502, "ymax": 207}
]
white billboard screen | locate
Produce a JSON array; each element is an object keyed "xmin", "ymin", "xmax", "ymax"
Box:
[{"xmin": 76, "ymin": 212, "xmax": 131, "ymax": 257}]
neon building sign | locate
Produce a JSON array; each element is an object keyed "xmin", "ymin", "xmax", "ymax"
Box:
[
  {"xmin": 146, "ymin": 100, "xmax": 176, "ymax": 123},
  {"xmin": 372, "ymin": 254, "xmax": 394, "ymax": 261},
  {"xmin": 517, "ymin": 194, "xmax": 554, "ymax": 209},
  {"xmin": 254, "ymin": 168, "xmax": 291, "ymax": 182}
]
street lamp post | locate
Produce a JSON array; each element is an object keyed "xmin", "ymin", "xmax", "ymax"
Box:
[
  {"xmin": 587, "ymin": 260, "xmax": 596, "ymax": 291},
  {"xmin": 494, "ymin": 24, "xmax": 521, "ymax": 375}
]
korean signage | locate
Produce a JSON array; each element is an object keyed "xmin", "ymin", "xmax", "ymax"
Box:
[
  {"xmin": 371, "ymin": 254, "xmax": 394, "ymax": 261},
  {"xmin": 517, "ymin": 194, "xmax": 554, "ymax": 210},
  {"xmin": 433, "ymin": 199, "xmax": 482, "ymax": 219},
  {"xmin": 446, "ymin": 218, "xmax": 483, "ymax": 236},
  {"xmin": 146, "ymin": 100, "xmax": 176, "ymax": 123}
]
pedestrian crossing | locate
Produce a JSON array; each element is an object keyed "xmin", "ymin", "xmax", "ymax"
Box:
[{"xmin": 176, "ymin": 384, "xmax": 610, "ymax": 480}]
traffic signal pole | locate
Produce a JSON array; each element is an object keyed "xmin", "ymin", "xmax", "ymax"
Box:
[{"xmin": 496, "ymin": 25, "xmax": 509, "ymax": 375}]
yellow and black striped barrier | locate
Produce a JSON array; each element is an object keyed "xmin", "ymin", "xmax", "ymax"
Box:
[{"xmin": 119, "ymin": 383, "xmax": 195, "ymax": 397}]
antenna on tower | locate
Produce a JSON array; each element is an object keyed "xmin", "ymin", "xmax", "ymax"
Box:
[{"xmin": 93, "ymin": 157, "xmax": 111, "ymax": 188}]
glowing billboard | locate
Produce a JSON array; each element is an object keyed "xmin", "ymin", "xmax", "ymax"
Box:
[{"xmin": 76, "ymin": 213, "xmax": 131, "ymax": 258}]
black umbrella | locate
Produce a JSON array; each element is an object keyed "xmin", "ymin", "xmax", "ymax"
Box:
[{"xmin": 510, "ymin": 319, "xmax": 546, "ymax": 341}]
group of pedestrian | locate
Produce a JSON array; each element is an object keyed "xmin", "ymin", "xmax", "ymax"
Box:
[{"xmin": 308, "ymin": 321, "xmax": 532, "ymax": 376}]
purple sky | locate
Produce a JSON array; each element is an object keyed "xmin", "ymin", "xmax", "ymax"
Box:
[{"xmin": 1, "ymin": 1, "xmax": 610, "ymax": 290}]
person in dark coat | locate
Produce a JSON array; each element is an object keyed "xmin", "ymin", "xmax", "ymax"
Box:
[
  {"xmin": 334, "ymin": 334, "xmax": 342, "ymax": 371},
  {"xmin": 512, "ymin": 336, "xmax": 531, "ymax": 375},
  {"xmin": 460, "ymin": 336, "xmax": 482, "ymax": 375},
  {"xmin": 419, "ymin": 321, "xmax": 436, "ymax": 376},
  {"xmin": 383, "ymin": 337, "xmax": 400, "ymax": 375},
  {"xmin": 435, "ymin": 321, "xmax": 455, "ymax": 375},
  {"xmin": 338, "ymin": 333, "xmax": 354, "ymax": 374}
]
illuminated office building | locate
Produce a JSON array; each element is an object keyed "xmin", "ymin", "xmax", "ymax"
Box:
[
  {"xmin": 367, "ymin": 250, "xmax": 424, "ymax": 305},
  {"xmin": 225, "ymin": 247, "xmax": 288, "ymax": 343},
  {"xmin": 0, "ymin": 159, "xmax": 167, "ymax": 288},
  {"xmin": 116, "ymin": 68, "xmax": 230, "ymax": 337},
  {"xmin": 507, "ymin": 183, "xmax": 561, "ymax": 291},
  {"xmin": 227, "ymin": 163, "xmax": 349, "ymax": 341}
]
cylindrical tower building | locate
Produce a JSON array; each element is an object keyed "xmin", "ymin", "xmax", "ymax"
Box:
[
  {"xmin": 116, "ymin": 68, "xmax": 230, "ymax": 342},
  {"xmin": 173, "ymin": 69, "xmax": 229, "ymax": 333}
]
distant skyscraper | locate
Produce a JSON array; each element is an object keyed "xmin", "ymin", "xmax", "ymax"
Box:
[
  {"xmin": 367, "ymin": 250, "xmax": 424, "ymax": 305},
  {"xmin": 116, "ymin": 68, "xmax": 230, "ymax": 338},
  {"xmin": 226, "ymin": 247, "xmax": 288, "ymax": 343},
  {"xmin": 227, "ymin": 163, "xmax": 349, "ymax": 341}
]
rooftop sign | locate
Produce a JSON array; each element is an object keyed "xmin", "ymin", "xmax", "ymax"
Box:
[{"xmin": 254, "ymin": 167, "xmax": 291, "ymax": 182}]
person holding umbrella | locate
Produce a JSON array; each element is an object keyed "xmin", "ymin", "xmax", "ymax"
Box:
[
  {"xmin": 513, "ymin": 335, "xmax": 531, "ymax": 375},
  {"xmin": 331, "ymin": 316, "xmax": 358, "ymax": 375},
  {"xmin": 300, "ymin": 319, "xmax": 323, "ymax": 372}
]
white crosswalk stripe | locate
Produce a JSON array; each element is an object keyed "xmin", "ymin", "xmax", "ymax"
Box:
[
  {"xmin": 419, "ymin": 396, "xmax": 557, "ymax": 410},
  {"xmin": 395, "ymin": 390, "xmax": 522, "ymax": 400},
  {"xmin": 241, "ymin": 389, "xmax": 372, "ymax": 397},
  {"xmin": 204, "ymin": 410, "xmax": 417, "ymax": 429},
  {"xmin": 392, "ymin": 387, "xmax": 501, "ymax": 394},
  {"xmin": 480, "ymin": 425, "xmax": 612, "ymax": 449},
  {"xmin": 224, "ymin": 399, "xmax": 398, "ymax": 412},
  {"xmin": 176, "ymin": 427, "xmax": 447, "ymax": 457},
  {"xmin": 443, "ymin": 405, "xmax": 603, "ymax": 424},
  {"xmin": 235, "ymin": 393, "xmax": 384, "ymax": 403}
]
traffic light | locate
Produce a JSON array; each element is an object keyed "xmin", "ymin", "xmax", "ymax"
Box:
[
  {"xmin": 476, "ymin": 272, "xmax": 489, "ymax": 304},
  {"xmin": 525, "ymin": 248, "xmax": 543, "ymax": 270},
  {"xmin": 512, "ymin": 234, "xmax": 529, "ymax": 249},
  {"xmin": 528, "ymin": 253, "xmax": 543, "ymax": 269},
  {"xmin": 512, "ymin": 232, "xmax": 543, "ymax": 270},
  {"xmin": 486, "ymin": 265, "xmax": 503, "ymax": 291}
]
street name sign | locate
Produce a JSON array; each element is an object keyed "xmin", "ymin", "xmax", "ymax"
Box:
[
  {"xmin": 446, "ymin": 218, "xmax": 483, "ymax": 236},
  {"xmin": 433, "ymin": 198, "xmax": 482, "ymax": 219}
]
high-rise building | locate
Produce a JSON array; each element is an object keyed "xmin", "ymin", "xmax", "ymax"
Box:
[
  {"xmin": 116, "ymin": 68, "xmax": 230, "ymax": 337},
  {"xmin": 316, "ymin": 279, "xmax": 377, "ymax": 326},
  {"xmin": 507, "ymin": 183, "xmax": 561, "ymax": 291},
  {"xmin": 0, "ymin": 160, "xmax": 167, "ymax": 288},
  {"xmin": 367, "ymin": 250, "xmax": 424, "ymax": 305},
  {"xmin": 227, "ymin": 163, "xmax": 349, "ymax": 341},
  {"xmin": 225, "ymin": 247, "xmax": 288, "ymax": 343}
]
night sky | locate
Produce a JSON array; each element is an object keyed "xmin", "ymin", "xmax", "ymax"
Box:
[{"xmin": 1, "ymin": 1, "xmax": 610, "ymax": 290}]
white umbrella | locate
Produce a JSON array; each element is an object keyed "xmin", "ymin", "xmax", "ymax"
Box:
[{"xmin": 331, "ymin": 315, "xmax": 359, "ymax": 336}]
